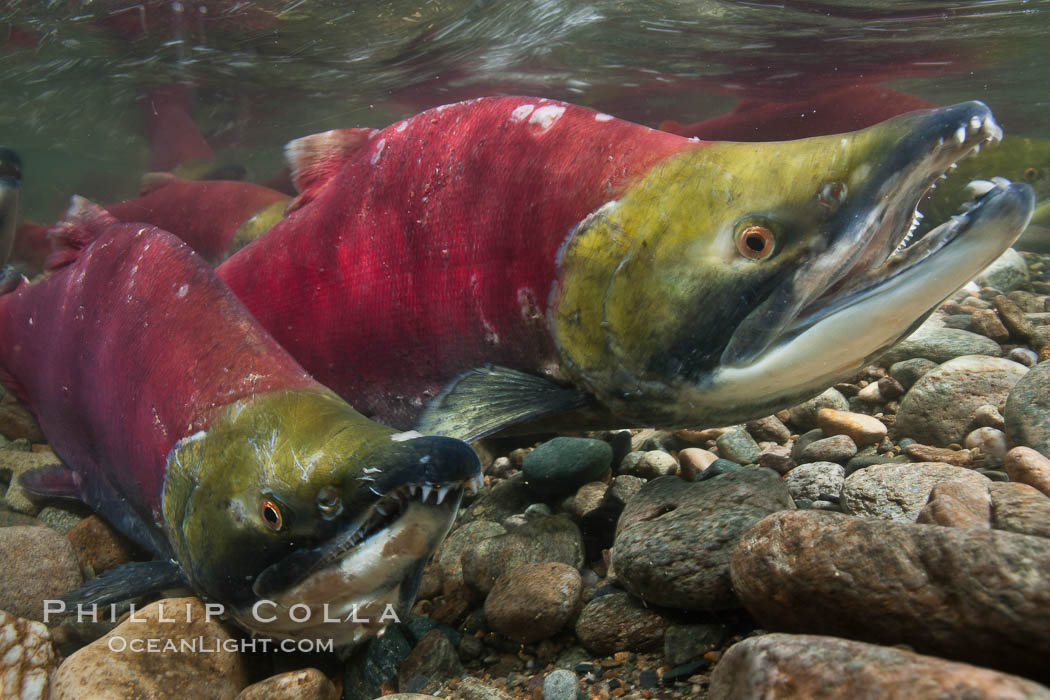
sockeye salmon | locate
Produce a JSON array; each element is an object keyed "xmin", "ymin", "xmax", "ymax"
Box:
[
  {"xmin": 208, "ymin": 96, "xmax": 1034, "ymax": 442},
  {"xmin": 0, "ymin": 199, "xmax": 481, "ymax": 647},
  {"xmin": 11, "ymin": 174, "xmax": 289, "ymax": 274}
]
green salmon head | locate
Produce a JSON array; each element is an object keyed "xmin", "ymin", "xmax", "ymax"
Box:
[
  {"xmin": 162, "ymin": 388, "xmax": 481, "ymax": 647},
  {"xmin": 551, "ymin": 101, "xmax": 1035, "ymax": 427}
]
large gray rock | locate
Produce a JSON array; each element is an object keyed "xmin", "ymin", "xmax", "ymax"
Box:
[
  {"xmin": 461, "ymin": 515, "xmax": 583, "ymax": 594},
  {"xmin": 730, "ymin": 510, "xmax": 1050, "ymax": 678},
  {"xmin": 842, "ymin": 462, "xmax": 990, "ymax": 522},
  {"xmin": 1004, "ymin": 360, "xmax": 1050, "ymax": 458},
  {"xmin": 894, "ymin": 355, "xmax": 1028, "ymax": 446},
  {"xmin": 973, "ymin": 247, "xmax": 1029, "ymax": 292},
  {"xmin": 879, "ymin": 328, "xmax": 1002, "ymax": 366},
  {"xmin": 709, "ymin": 633, "xmax": 1050, "ymax": 700},
  {"xmin": 612, "ymin": 470, "xmax": 793, "ymax": 610}
]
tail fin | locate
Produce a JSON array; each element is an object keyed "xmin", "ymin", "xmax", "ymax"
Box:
[{"xmin": 44, "ymin": 196, "xmax": 119, "ymax": 272}]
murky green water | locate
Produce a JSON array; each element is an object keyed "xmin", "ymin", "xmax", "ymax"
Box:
[{"xmin": 2, "ymin": 0, "xmax": 1048, "ymax": 220}]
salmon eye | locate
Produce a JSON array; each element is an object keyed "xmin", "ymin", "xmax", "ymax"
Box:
[
  {"xmin": 260, "ymin": 499, "xmax": 284, "ymax": 531},
  {"xmin": 736, "ymin": 225, "xmax": 775, "ymax": 260},
  {"xmin": 1024, "ymin": 167, "xmax": 1040, "ymax": 182}
]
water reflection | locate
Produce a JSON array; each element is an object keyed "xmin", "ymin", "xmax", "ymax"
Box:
[{"xmin": 1, "ymin": 0, "xmax": 1047, "ymax": 219}]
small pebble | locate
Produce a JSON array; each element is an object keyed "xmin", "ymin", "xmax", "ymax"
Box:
[
  {"xmin": 798, "ymin": 434, "xmax": 857, "ymax": 464},
  {"xmin": 889, "ymin": 358, "xmax": 938, "ymax": 389},
  {"xmin": 632, "ymin": 450, "xmax": 679, "ymax": 478},
  {"xmin": 969, "ymin": 308, "xmax": 1010, "ymax": 342},
  {"xmin": 1008, "ymin": 347, "xmax": 1039, "ymax": 367},
  {"xmin": 542, "ymin": 669, "xmax": 578, "ymax": 700},
  {"xmin": 1003, "ymin": 447, "xmax": 1050, "ymax": 498},
  {"xmin": 744, "ymin": 416, "xmax": 791, "ymax": 443},
  {"xmin": 817, "ymin": 408, "xmax": 888, "ymax": 447},
  {"xmin": 715, "ymin": 428, "xmax": 762, "ymax": 465},
  {"xmin": 963, "ymin": 427, "xmax": 1008, "ymax": 467},
  {"xmin": 677, "ymin": 448, "xmax": 717, "ymax": 480},
  {"xmin": 972, "ymin": 404, "xmax": 1006, "ymax": 430},
  {"xmin": 904, "ymin": 444, "xmax": 974, "ymax": 467}
]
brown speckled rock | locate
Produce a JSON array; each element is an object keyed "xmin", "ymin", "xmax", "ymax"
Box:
[
  {"xmin": 841, "ymin": 462, "xmax": 989, "ymax": 521},
  {"xmin": 483, "ymin": 562, "xmax": 582, "ymax": 643},
  {"xmin": 0, "ymin": 609, "xmax": 59, "ymax": 700},
  {"xmin": 730, "ymin": 510, "xmax": 1050, "ymax": 677},
  {"xmin": 0, "ymin": 449, "xmax": 63, "ymax": 515},
  {"xmin": 50, "ymin": 597, "xmax": 247, "ymax": 700},
  {"xmin": 65, "ymin": 515, "xmax": 138, "ymax": 574},
  {"xmin": 397, "ymin": 628, "xmax": 463, "ymax": 692},
  {"xmin": 235, "ymin": 668, "xmax": 337, "ymax": 700},
  {"xmin": 574, "ymin": 593, "xmax": 673, "ymax": 655},
  {"xmin": 709, "ymin": 633, "xmax": 1050, "ymax": 700},
  {"xmin": 0, "ymin": 402, "xmax": 45, "ymax": 443},
  {"xmin": 0, "ymin": 526, "xmax": 82, "ymax": 621},
  {"xmin": 917, "ymin": 480, "xmax": 991, "ymax": 528},
  {"xmin": 989, "ymin": 482, "xmax": 1050, "ymax": 538},
  {"xmin": 1004, "ymin": 446, "xmax": 1050, "ymax": 498}
]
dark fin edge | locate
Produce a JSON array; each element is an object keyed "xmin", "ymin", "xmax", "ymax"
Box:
[
  {"xmin": 416, "ymin": 364, "xmax": 590, "ymax": 442},
  {"xmin": 44, "ymin": 196, "xmax": 119, "ymax": 272},
  {"xmin": 59, "ymin": 560, "xmax": 187, "ymax": 607}
]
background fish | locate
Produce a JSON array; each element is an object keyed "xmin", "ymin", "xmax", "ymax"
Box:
[
  {"xmin": 214, "ymin": 96, "xmax": 1034, "ymax": 441},
  {"xmin": 0, "ymin": 200, "xmax": 480, "ymax": 647},
  {"xmin": 0, "ymin": 147, "xmax": 21, "ymax": 268}
]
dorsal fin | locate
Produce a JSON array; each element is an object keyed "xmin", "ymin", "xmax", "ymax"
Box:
[
  {"xmin": 285, "ymin": 128, "xmax": 376, "ymax": 206},
  {"xmin": 138, "ymin": 171, "xmax": 181, "ymax": 196},
  {"xmin": 44, "ymin": 196, "xmax": 118, "ymax": 272}
]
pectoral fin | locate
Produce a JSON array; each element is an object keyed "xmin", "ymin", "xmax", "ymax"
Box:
[
  {"xmin": 417, "ymin": 365, "xmax": 589, "ymax": 442},
  {"xmin": 18, "ymin": 465, "xmax": 82, "ymax": 500},
  {"xmin": 59, "ymin": 560, "xmax": 187, "ymax": 607}
]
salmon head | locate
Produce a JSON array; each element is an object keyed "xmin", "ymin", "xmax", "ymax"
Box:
[
  {"xmin": 550, "ymin": 101, "xmax": 1035, "ymax": 427},
  {"xmin": 162, "ymin": 388, "xmax": 481, "ymax": 647}
]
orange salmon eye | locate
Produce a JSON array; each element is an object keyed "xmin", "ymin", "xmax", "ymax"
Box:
[
  {"xmin": 736, "ymin": 225, "xmax": 775, "ymax": 260},
  {"xmin": 1024, "ymin": 167, "xmax": 1040, "ymax": 182},
  {"xmin": 260, "ymin": 499, "xmax": 284, "ymax": 531}
]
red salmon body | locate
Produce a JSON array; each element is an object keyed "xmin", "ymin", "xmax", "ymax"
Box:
[
  {"xmin": 0, "ymin": 203, "xmax": 313, "ymax": 544},
  {"xmin": 217, "ymin": 97, "xmax": 703, "ymax": 428}
]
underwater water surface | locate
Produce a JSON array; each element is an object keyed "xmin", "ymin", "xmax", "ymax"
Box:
[{"xmin": 1, "ymin": 0, "xmax": 1048, "ymax": 220}]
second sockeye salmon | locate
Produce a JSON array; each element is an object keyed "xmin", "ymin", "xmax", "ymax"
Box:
[{"xmin": 216, "ymin": 96, "xmax": 1035, "ymax": 441}]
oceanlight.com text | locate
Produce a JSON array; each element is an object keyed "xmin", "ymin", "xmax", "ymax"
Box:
[{"xmin": 106, "ymin": 636, "xmax": 333, "ymax": 654}]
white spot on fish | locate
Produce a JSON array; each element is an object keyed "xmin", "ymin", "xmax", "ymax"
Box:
[
  {"xmin": 510, "ymin": 104, "xmax": 535, "ymax": 123},
  {"xmin": 371, "ymin": 138, "xmax": 386, "ymax": 165},
  {"xmin": 594, "ymin": 112, "xmax": 613, "ymax": 122},
  {"xmin": 529, "ymin": 105, "xmax": 565, "ymax": 132},
  {"xmin": 390, "ymin": 430, "xmax": 422, "ymax": 442},
  {"xmin": 176, "ymin": 284, "xmax": 189, "ymax": 298},
  {"xmin": 395, "ymin": 121, "xmax": 408, "ymax": 132}
]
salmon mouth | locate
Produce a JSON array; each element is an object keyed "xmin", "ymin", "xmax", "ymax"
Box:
[{"xmin": 722, "ymin": 101, "xmax": 1010, "ymax": 368}]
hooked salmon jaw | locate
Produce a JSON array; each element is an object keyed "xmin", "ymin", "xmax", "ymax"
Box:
[{"xmin": 242, "ymin": 470, "xmax": 482, "ymax": 646}]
